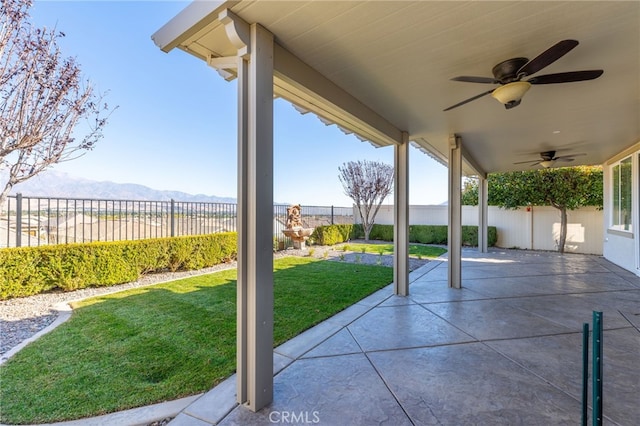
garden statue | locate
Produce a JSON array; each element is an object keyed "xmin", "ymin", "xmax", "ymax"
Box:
[{"xmin": 282, "ymin": 204, "xmax": 314, "ymax": 249}]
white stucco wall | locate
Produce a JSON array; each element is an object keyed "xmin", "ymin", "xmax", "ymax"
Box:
[
  {"xmin": 365, "ymin": 205, "xmax": 604, "ymax": 255},
  {"xmin": 603, "ymin": 231, "xmax": 636, "ymax": 272},
  {"xmin": 602, "ymin": 143, "xmax": 640, "ymax": 275}
]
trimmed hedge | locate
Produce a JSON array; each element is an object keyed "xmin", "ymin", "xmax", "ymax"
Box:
[
  {"xmin": 311, "ymin": 224, "xmax": 362, "ymax": 246},
  {"xmin": 1, "ymin": 224, "xmax": 496, "ymax": 299},
  {"xmin": 0, "ymin": 233, "xmax": 237, "ymax": 300},
  {"xmin": 368, "ymin": 224, "xmax": 394, "ymax": 241},
  {"xmin": 314, "ymin": 224, "xmax": 497, "ymax": 247}
]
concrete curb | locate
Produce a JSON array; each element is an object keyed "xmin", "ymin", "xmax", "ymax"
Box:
[
  {"xmin": 0, "ymin": 303, "xmax": 72, "ymax": 365},
  {"xmin": 0, "ymin": 394, "xmax": 203, "ymax": 426}
]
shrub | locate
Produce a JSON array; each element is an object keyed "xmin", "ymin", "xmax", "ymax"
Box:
[
  {"xmin": 351, "ymin": 224, "xmax": 497, "ymax": 247},
  {"xmin": 131, "ymin": 239, "xmax": 169, "ymax": 274},
  {"xmin": 409, "ymin": 225, "xmax": 448, "ymax": 245},
  {"xmin": 311, "ymin": 224, "xmax": 497, "ymax": 247},
  {"xmin": 0, "ymin": 233, "xmax": 237, "ymax": 300},
  {"xmin": 311, "ymin": 224, "xmax": 361, "ymax": 246},
  {"xmin": 368, "ymin": 224, "xmax": 394, "ymax": 241},
  {"xmin": 461, "ymin": 226, "xmax": 480, "ymax": 246},
  {"xmin": 0, "ymin": 247, "xmax": 50, "ymax": 299},
  {"xmin": 311, "ymin": 226, "xmax": 340, "ymax": 246}
]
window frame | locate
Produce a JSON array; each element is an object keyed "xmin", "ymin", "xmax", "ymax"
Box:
[{"xmin": 609, "ymin": 155, "xmax": 633, "ymax": 232}]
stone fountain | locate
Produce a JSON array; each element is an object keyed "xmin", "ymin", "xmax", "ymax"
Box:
[{"xmin": 281, "ymin": 204, "xmax": 314, "ymax": 249}]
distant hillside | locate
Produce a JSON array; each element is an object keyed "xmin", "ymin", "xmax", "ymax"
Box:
[{"xmin": 8, "ymin": 170, "xmax": 237, "ymax": 203}]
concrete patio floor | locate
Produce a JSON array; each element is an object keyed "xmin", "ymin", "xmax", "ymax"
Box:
[{"xmin": 171, "ymin": 248, "xmax": 640, "ymax": 426}]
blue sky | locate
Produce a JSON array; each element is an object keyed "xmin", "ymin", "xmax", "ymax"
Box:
[{"xmin": 31, "ymin": 1, "xmax": 449, "ymax": 206}]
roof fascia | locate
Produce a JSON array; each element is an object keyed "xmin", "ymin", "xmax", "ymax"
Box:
[
  {"xmin": 411, "ymin": 137, "xmax": 484, "ymax": 177},
  {"xmin": 411, "ymin": 138, "xmax": 448, "ymax": 167},
  {"xmin": 152, "ymin": 1, "xmax": 238, "ymax": 53},
  {"xmin": 153, "ymin": 2, "xmax": 403, "ymax": 147},
  {"xmin": 273, "ymin": 44, "xmax": 403, "ymax": 147},
  {"xmin": 605, "ymin": 140, "xmax": 640, "ymax": 165}
]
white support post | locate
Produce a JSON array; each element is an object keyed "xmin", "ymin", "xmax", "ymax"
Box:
[
  {"xmin": 244, "ymin": 23, "xmax": 274, "ymax": 412},
  {"xmin": 223, "ymin": 9, "xmax": 274, "ymax": 411},
  {"xmin": 478, "ymin": 175, "xmax": 488, "ymax": 253},
  {"xmin": 236, "ymin": 45, "xmax": 249, "ymax": 407},
  {"xmin": 394, "ymin": 132, "xmax": 409, "ymax": 296},
  {"xmin": 448, "ymin": 135, "xmax": 462, "ymax": 289}
]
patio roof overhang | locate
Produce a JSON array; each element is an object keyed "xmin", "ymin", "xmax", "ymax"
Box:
[
  {"xmin": 153, "ymin": 0, "xmax": 639, "ymax": 176},
  {"xmin": 152, "ymin": 0, "xmax": 639, "ymax": 412}
]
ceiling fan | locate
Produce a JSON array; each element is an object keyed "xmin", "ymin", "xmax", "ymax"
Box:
[
  {"xmin": 513, "ymin": 150, "xmax": 586, "ymax": 168},
  {"xmin": 443, "ymin": 40, "xmax": 603, "ymax": 111}
]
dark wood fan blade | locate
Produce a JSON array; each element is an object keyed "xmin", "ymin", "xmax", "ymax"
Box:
[
  {"xmin": 555, "ymin": 153, "xmax": 586, "ymax": 161},
  {"xmin": 517, "ymin": 39, "xmax": 579, "ymax": 77},
  {"xmin": 513, "ymin": 159, "xmax": 542, "ymax": 165},
  {"xmin": 443, "ymin": 89, "xmax": 494, "ymax": 111},
  {"xmin": 528, "ymin": 70, "xmax": 603, "ymax": 84},
  {"xmin": 451, "ymin": 76, "xmax": 499, "ymax": 84}
]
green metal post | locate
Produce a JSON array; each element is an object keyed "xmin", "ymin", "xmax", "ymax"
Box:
[
  {"xmin": 592, "ymin": 311, "xmax": 603, "ymax": 426},
  {"xmin": 582, "ymin": 322, "xmax": 589, "ymax": 426}
]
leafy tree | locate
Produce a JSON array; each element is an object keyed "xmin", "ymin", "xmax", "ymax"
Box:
[
  {"xmin": 0, "ymin": 0, "xmax": 112, "ymax": 208},
  {"xmin": 461, "ymin": 178, "xmax": 480, "ymax": 207},
  {"xmin": 338, "ymin": 160, "xmax": 394, "ymax": 241},
  {"xmin": 462, "ymin": 166, "xmax": 603, "ymax": 253}
]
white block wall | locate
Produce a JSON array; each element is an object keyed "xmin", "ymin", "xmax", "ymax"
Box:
[{"xmin": 359, "ymin": 205, "xmax": 603, "ymax": 255}]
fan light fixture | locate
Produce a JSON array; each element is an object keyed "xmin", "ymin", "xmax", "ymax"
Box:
[
  {"xmin": 444, "ymin": 40, "xmax": 604, "ymax": 111},
  {"xmin": 491, "ymin": 81, "xmax": 531, "ymax": 106},
  {"xmin": 540, "ymin": 160, "xmax": 556, "ymax": 168}
]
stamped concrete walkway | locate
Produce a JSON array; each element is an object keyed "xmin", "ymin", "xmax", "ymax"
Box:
[{"xmin": 169, "ymin": 249, "xmax": 640, "ymax": 426}]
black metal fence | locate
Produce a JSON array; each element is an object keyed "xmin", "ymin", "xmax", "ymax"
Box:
[{"xmin": 0, "ymin": 194, "xmax": 354, "ymax": 248}]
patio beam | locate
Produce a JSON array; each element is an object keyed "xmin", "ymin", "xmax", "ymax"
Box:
[
  {"xmin": 461, "ymin": 144, "xmax": 486, "ymax": 179},
  {"xmin": 224, "ymin": 10, "xmax": 274, "ymax": 411},
  {"xmin": 273, "ymin": 44, "xmax": 403, "ymax": 148},
  {"xmin": 448, "ymin": 134, "xmax": 462, "ymax": 289},
  {"xmin": 394, "ymin": 132, "xmax": 410, "ymax": 296}
]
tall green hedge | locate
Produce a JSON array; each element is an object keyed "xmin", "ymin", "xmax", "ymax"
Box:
[
  {"xmin": 0, "ymin": 233, "xmax": 237, "ymax": 300},
  {"xmin": 313, "ymin": 224, "xmax": 497, "ymax": 247}
]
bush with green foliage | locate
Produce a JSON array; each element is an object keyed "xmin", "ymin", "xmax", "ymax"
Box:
[
  {"xmin": 311, "ymin": 224, "xmax": 362, "ymax": 245},
  {"xmin": 460, "ymin": 226, "xmax": 498, "ymax": 247},
  {"xmin": 408, "ymin": 225, "xmax": 449, "ymax": 245},
  {"xmin": 0, "ymin": 233, "xmax": 237, "ymax": 300},
  {"xmin": 368, "ymin": 224, "xmax": 395, "ymax": 241},
  {"xmin": 368, "ymin": 224, "xmax": 497, "ymax": 246},
  {"xmin": 311, "ymin": 224, "xmax": 496, "ymax": 247}
]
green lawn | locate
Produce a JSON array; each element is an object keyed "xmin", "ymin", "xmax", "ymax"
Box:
[
  {"xmin": 342, "ymin": 242, "xmax": 447, "ymax": 258},
  {"xmin": 0, "ymin": 257, "xmax": 393, "ymax": 424}
]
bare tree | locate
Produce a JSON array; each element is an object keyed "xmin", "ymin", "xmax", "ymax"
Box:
[
  {"xmin": 338, "ymin": 160, "xmax": 394, "ymax": 241},
  {"xmin": 0, "ymin": 0, "xmax": 112, "ymax": 208}
]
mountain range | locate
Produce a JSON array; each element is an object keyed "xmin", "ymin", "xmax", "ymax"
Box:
[{"xmin": 8, "ymin": 170, "xmax": 237, "ymax": 203}]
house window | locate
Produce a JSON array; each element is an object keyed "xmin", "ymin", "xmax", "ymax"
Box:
[{"xmin": 611, "ymin": 156, "xmax": 633, "ymax": 231}]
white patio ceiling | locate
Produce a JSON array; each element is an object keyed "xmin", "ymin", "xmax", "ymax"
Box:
[{"xmin": 153, "ymin": 1, "xmax": 639, "ymax": 176}]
